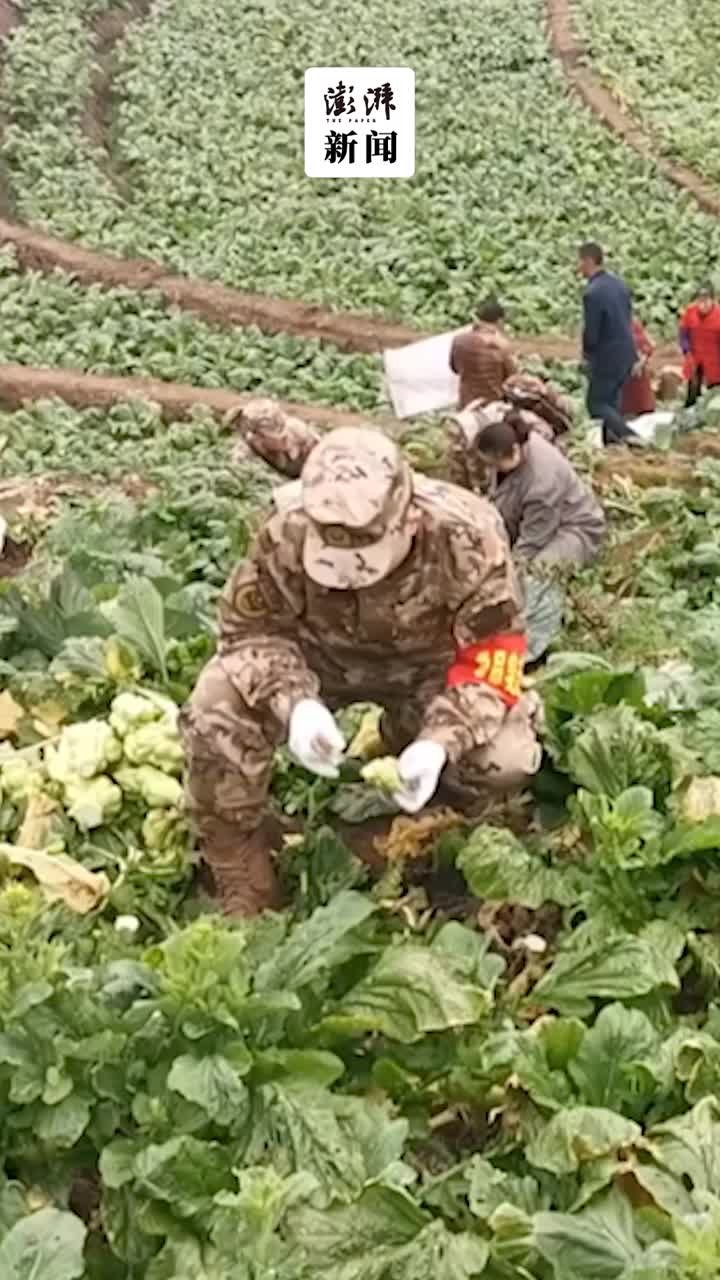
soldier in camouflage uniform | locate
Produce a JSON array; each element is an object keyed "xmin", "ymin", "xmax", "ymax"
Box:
[
  {"xmin": 181, "ymin": 425, "xmax": 542, "ymax": 916},
  {"xmin": 229, "ymin": 399, "xmax": 322, "ymax": 477}
]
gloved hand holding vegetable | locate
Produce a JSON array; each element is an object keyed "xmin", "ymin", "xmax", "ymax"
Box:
[
  {"xmin": 288, "ymin": 699, "xmax": 346, "ymax": 779},
  {"xmin": 361, "ymin": 746, "xmax": 446, "ymax": 812},
  {"xmin": 392, "ymin": 740, "xmax": 447, "ymax": 814}
]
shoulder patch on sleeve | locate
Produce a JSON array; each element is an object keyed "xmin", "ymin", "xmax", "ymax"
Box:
[{"xmin": 233, "ymin": 582, "xmax": 267, "ymax": 618}]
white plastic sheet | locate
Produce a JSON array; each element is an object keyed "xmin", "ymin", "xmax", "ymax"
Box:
[
  {"xmin": 383, "ymin": 328, "xmax": 468, "ymax": 418},
  {"xmin": 628, "ymin": 411, "xmax": 674, "ymax": 444},
  {"xmin": 588, "ymin": 411, "xmax": 674, "ymax": 449}
]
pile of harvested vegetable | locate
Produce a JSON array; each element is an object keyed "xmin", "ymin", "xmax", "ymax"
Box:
[{"xmin": 1, "ymin": 390, "xmax": 720, "ymax": 1279}]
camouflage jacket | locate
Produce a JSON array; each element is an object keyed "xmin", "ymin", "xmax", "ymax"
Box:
[
  {"xmin": 502, "ymin": 373, "xmax": 574, "ymax": 437},
  {"xmin": 216, "ymin": 476, "xmax": 525, "ymax": 762}
]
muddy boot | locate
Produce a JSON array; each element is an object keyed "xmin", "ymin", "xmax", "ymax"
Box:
[{"xmin": 200, "ymin": 816, "xmax": 286, "ymax": 917}]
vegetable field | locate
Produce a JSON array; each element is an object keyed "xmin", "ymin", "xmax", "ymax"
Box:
[
  {"xmin": 2, "ymin": 0, "xmax": 720, "ymax": 1276},
  {"xmin": 2, "ymin": 0, "xmax": 720, "ymax": 333},
  {"xmin": 571, "ymin": 0, "xmax": 720, "ymax": 188},
  {"xmin": 0, "ymin": 250, "xmax": 384, "ymax": 411},
  {"xmin": 4, "ymin": 392, "xmax": 720, "ymax": 1278}
]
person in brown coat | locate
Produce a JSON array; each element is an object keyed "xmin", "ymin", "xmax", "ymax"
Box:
[{"xmin": 449, "ymin": 299, "xmax": 517, "ymax": 410}]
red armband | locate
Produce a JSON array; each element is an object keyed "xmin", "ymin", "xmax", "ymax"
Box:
[{"xmin": 446, "ymin": 632, "xmax": 527, "ymax": 706}]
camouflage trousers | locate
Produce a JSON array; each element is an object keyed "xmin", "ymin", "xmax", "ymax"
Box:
[{"xmin": 180, "ymin": 655, "xmax": 541, "ymax": 913}]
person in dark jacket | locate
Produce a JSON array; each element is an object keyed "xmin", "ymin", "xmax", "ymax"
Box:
[{"xmin": 578, "ymin": 243, "xmax": 639, "ymax": 446}]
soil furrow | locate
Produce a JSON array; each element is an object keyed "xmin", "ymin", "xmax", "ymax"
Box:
[
  {"xmin": 0, "ymin": 361, "xmax": 405, "ymax": 430},
  {"xmin": 546, "ymin": 0, "xmax": 720, "ymax": 218},
  {"xmin": 81, "ymin": 0, "xmax": 153, "ymax": 198},
  {"xmin": 0, "ymin": 217, "xmax": 683, "ymax": 366},
  {"xmin": 0, "ymin": 0, "xmax": 22, "ymax": 218},
  {"xmin": 0, "ymin": 361, "xmax": 713, "ymax": 493}
]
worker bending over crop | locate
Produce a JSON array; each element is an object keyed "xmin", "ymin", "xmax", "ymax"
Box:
[
  {"xmin": 476, "ymin": 412, "xmax": 604, "ymax": 564},
  {"xmin": 229, "ymin": 398, "xmax": 321, "ymax": 476},
  {"xmin": 446, "ymin": 373, "xmax": 573, "ymax": 494},
  {"xmin": 475, "ymin": 412, "xmax": 605, "ymax": 658},
  {"xmin": 182, "ymin": 426, "xmax": 542, "ymax": 915}
]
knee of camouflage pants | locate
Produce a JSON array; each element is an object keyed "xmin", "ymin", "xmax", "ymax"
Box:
[
  {"xmin": 381, "ymin": 686, "xmax": 542, "ymax": 795},
  {"xmin": 180, "ymin": 657, "xmax": 282, "ymax": 914},
  {"xmin": 446, "ymin": 692, "xmax": 543, "ymax": 794}
]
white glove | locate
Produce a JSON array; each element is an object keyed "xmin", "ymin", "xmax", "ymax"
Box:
[
  {"xmin": 392, "ymin": 740, "xmax": 447, "ymax": 814},
  {"xmin": 288, "ymin": 699, "xmax": 345, "ymax": 779}
]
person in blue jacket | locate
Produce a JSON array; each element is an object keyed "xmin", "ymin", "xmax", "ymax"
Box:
[{"xmin": 578, "ymin": 242, "xmax": 640, "ymax": 447}]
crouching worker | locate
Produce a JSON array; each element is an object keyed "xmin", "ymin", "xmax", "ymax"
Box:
[
  {"xmin": 181, "ymin": 427, "xmax": 543, "ymax": 915},
  {"xmin": 475, "ymin": 413, "xmax": 605, "ymax": 660},
  {"xmin": 446, "ymin": 374, "xmax": 573, "ymax": 495},
  {"xmin": 229, "ymin": 398, "xmax": 321, "ymax": 476}
]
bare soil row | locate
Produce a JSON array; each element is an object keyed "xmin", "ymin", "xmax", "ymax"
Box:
[
  {"xmin": 545, "ymin": 0, "xmax": 720, "ymax": 218},
  {"xmin": 0, "ymin": 359, "xmax": 715, "ymax": 495}
]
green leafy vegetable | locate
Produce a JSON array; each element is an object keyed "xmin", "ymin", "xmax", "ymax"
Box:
[{"xmin": 0, "ymin": 1209, "xmax": 86, "ymax": 1280}]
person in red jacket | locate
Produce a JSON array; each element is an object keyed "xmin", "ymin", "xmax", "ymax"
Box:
[
  {"xmin": 621, "ymin": 318, "xmax": 656, "ymax": 417},
  {"xmin": 679, "ymin": 284, "xmax": 720, "ymax": 407}
]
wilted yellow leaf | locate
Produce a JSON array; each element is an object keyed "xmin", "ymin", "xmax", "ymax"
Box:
[
  {"xmin": 16, "ymin": 793, "xmax": 58, "ymax": 850},
  {"xmin": 0, "ymin": 690, "xmax": 24, "ymax": 738},
  {"xmin": 3, "ymin": 844, "xmax": 110, "ymax": 914},
  {"xmin": 682, "ymin": 777, "xmax": 720, "ymax": 823},
  {"xmin": 375, "ymin": 808, "xmax": 465, "ymax": 862}
]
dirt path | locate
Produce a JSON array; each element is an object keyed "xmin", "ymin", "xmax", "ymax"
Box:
[
  {"xmin": 546, "ymin": 0, "xmax": 720, "ymax": 218},
  {"xmin": 0, "ymin": 216, "xmax": 683, "ymax": 366},
  {"xmin": 0, "ymin": 361, "xmax": 406, "ymax": 430},
  {"xmin": 0, "ymin": 361, "xmax": 714, "ymax": 490},
  {"xmin": 81, "ymin": 1, "xmax": 153, "ymax": 198}
]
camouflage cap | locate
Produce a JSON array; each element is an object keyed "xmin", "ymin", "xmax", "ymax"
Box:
[
  {"xmin": 240, "ymin": 398, "xmax": 289, "ymax": 428},
  {"xmin": 301, "ymin": 427, "xmax": 413, "ymax": 589},
  {"xmin": 239, "ymin": 400, "xmax": 321, "ymax": 478}
]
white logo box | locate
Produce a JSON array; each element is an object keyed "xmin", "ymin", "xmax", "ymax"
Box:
[{"xmin": 305, "ymin": 67, "xmax": 415, "ymax": 178}]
